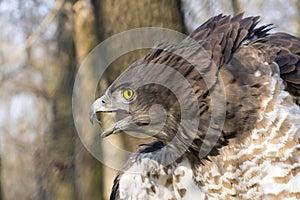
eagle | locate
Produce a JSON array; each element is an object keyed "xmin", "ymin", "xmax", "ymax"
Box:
[{"xmin": 89, "ymin": 14, "xmax": 300, "ymax": 199}]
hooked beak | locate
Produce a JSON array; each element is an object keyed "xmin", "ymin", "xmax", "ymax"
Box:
[
  {"xmin": 89, "ymin": 94, "xmax": 166, "ymax": 139},
  {"xmin": 89, "ymin": 95, "xmax": 114, "ymax": 124},
  {"xmin": 89, "ymin": 92, "xmax": 158, "ymax": 138},
  {"xmin": 89, "ymin": 94, "xmax": 132, "ymax": 138}
]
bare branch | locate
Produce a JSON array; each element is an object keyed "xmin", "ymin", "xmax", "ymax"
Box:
[{"xmin": 0, "ymin": 0, "xmax": 64, "ymax": 66}]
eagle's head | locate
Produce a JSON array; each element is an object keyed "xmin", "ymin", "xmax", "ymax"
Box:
[
  {"xmin": 89, "ymin": 67, "xmax": 176, "ymax": 139},
  {"xmin": 89, "ymin": 49, "xmax": 203, "ymax": 150}
]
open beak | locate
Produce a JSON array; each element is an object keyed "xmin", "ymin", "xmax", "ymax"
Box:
[
  {"xmin": 89, "ymin": 94, "xmax": 133, "ymax": 138},
  {"xmin": 89, "ymin": 94, "xmax": 164, "ymax": 138},
  {"xmin": 89, "ymin": 95, "xmax": 113, "ymax": 124}
]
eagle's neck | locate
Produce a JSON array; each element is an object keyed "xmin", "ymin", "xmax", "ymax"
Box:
[{"xmin": 137, "ymin": 139, "xmax": 188, "ymax": 167}]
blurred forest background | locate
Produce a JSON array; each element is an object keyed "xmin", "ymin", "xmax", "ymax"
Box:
[{"xmin": 0, "ymin": 0, "xmax": 300, "ymax": 199}]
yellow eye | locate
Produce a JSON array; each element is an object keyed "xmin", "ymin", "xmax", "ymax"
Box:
[{"xmin": 123, "ymin": 88, "xmax": 134, "ymax": 100}]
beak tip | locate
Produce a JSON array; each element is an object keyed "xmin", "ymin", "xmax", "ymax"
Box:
[{"xmin": 89, "ymin": 96, "xmax": 109, "ymax": 125}]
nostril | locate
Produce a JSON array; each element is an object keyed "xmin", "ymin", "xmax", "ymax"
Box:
[{"xmin": 101, "ymin": 99, "xmax": 106, "ymax": 104}]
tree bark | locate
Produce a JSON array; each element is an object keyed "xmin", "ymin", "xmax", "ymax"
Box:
[
  {"xmin": 73, "ymin": 0, "xmax": 103, "ymax": 199},
  {"xmin": 296, "ymin": 0, "xmax": 300, "ymax": 36},
  {"xmin": 48, "ymin": 1, "xmax": 77, "ymax": 199},
  {"xmin": 0, "ymin": 157, "xmax": 2, "ymax": 200}
]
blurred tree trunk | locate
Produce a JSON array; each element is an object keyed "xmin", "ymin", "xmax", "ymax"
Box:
[
  {"xmin": 48, "ymin": 0, "xmax": 77, "ymax": 199},
  {"xmin": 0, "ymin": 158, "xmax": 2, "ymax": 200},
  {"xmin": 73, "ymin": 0, "xmax": 103, "ymax": 199},
  {"xmin": 231, "ymin": 0, "xmax": 242, "ymax": 15},
  {"xmin": 296, "ymin": 0, "xmax": 300, "ymax": 36},
  {"xmin": 91, "ymin": 0, "xmax": 185, "ymax": 198}
]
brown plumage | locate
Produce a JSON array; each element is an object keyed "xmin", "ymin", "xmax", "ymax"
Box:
[{"xmin": 90, "ymin": 13, "xmax": 300, "ymax": 199}]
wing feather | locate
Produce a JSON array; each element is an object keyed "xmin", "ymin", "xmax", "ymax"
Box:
[{"xmin": 251, "ymin": 32, "xmax": 300, "ymax": 102}]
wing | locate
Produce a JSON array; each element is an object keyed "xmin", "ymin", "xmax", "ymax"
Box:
[
  {"xmin": 189, "ymin": 13, "xmax": 300, "ymax": 104},
  {"xmin": 188, "ymin": 13, "xmax": 272, "ymax": 67},
  {"xmin": 251, "ymin": 32, "xmax": 300, "ymax": 104}
]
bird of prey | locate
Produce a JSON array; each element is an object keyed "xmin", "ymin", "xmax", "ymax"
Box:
[{"xmin": 89, "ymin": 14, "xmax": 300, "ymax": 199}]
